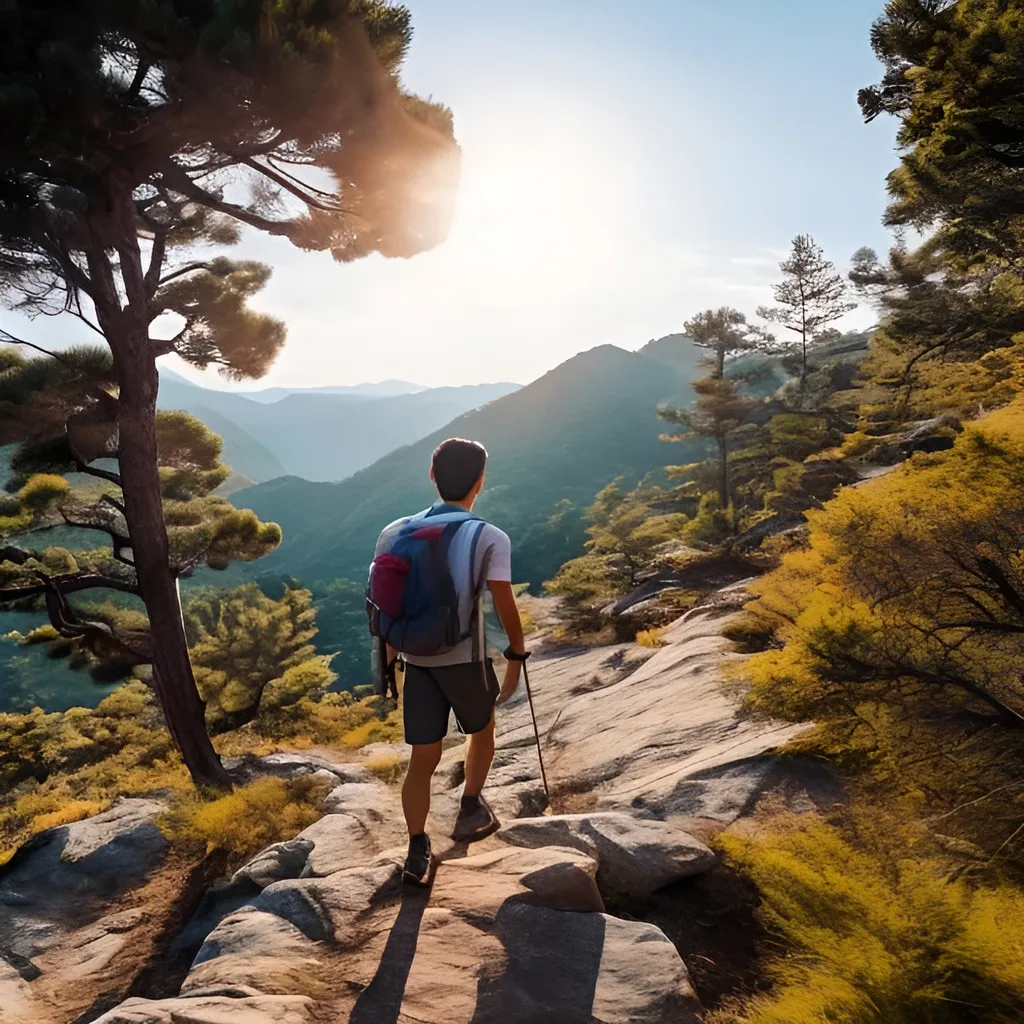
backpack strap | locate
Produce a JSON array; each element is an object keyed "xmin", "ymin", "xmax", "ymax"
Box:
[
  {"xmin": 424, "ymin": 502, "xmax": 480, "ymax": 523},
  {"xmin": 468, "ymin": 524, "xmax": 493, "ymax": 663}
]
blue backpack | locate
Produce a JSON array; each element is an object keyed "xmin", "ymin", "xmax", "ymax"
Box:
[{"xmin": 366, "ymin": 504, "xmax": 487, "ymax": 696}]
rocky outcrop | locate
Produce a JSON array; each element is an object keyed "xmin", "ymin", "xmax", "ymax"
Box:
[
  {"xmin": 101, "ymin": 842, "xmax": 701, "ymax": 1024},
  {"xmin": 494, "ymin": 597, "xmax": 817, "ymax": 826},
  {"xmin": 864, "ymin": 413, "xmax": 964, "ymax": 465},
  {"xmin": 0, "ymin": 799, "xmax": 169, "ymax": 963},
  {"xmin": 0, "ymin": 756, "xmax": 381, "ymax": 1024},
  {"xmin": 602, "ymin": 552, "xmax": 761, "ymax": 617},
  {"xmin": 6, "ymin": 588, "xmax": 832, "ymax": 1023}
]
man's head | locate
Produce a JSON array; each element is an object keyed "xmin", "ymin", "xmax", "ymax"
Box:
[{"xmin": 430, "ymin": 437, "xmax": 488, "ymax": 505}]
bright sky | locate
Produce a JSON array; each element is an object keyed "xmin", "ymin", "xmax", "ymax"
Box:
[{"xmin": 8, "ymin": 0, "xmax": 898, "ymax": 391}]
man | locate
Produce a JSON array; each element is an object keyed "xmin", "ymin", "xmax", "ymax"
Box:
[{"xmin": 372, "ymin": 437, "xmax": 526, "ymax": 885}]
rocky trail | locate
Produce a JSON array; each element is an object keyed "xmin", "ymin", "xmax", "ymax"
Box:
[{"xmin": 1, "ymin": 586, "xmax": 839, "ymax": 1023}]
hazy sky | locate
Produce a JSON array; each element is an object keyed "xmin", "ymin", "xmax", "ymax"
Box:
[{"xmin": 9, "ymin": 0, "xmax": 899, "ymax": 391}]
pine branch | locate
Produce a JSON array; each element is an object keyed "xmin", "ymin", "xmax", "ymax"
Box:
[
  {"xmin": 0, "ymin": 329, "xmax": 67, "ymax": 362},
  {"xmin": 0, "ymin": 571, "xmax": 140, "ymax": 602},
  {"xmin": 161, "ymin": 165, "xmax": 298, "ymax": 239},
  {"xmin": 157, "ymin": 261, "xmax": 216, "ymax": 286},
  {"xmin": 144, "ymin": 228, "xmax": 167, "ymax": 298},
  {"xmin": 58, "ymin": 509, "xmax": 135, "ymax": 567},
  {"xmin": 75, "ymin": 462, "xmax": 123, "ymax": 487}
]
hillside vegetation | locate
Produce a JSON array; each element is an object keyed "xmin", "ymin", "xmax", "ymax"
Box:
[
  {"xmin": 533, "ymin": 3, "xmax": 1024, "ymax": 1018},
  {"xmin": 0, "ymin": 583, "xmax": 400, "ymax": 866},
  {"xmin": 234, "ymin": 343, "xmax": 697, "ymax": 585}
]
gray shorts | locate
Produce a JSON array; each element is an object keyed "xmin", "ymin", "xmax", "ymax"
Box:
[{"xmin": 402, "ymin": 659, "xmax": 499, "ymax": 745}]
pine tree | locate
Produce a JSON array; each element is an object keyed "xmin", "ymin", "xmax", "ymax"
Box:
[
  {"xmin": 758, "ymin": 235, "xmax": 856, "ymax": 406},
  {"xmin": 0, "ymin": 2, "xmax": 457, "ymax": 786},
  {"xmin": 0, "ymin": 346, "xmax": 282, "ymax": 702},
  {"xmin": 659, "ymin": 307, "xmax": 763, "ymax": 513},
  {"xmin": 860, "ymin": 0, "xmax": 1024, "ymax": 274},
  {"xmin": 185, "ymin": 585, "xmax": 335, "ymax": 734},
  {"xmin": 659, "ymin": 380, "xmax": 756, "ymax": 513},
  {"xmin": 684, "ymin": 307, "xmax": 772, "ymax": 379},
  {"xmin": 852, "ymin": 2, "xmax": 1024, "ymax": 423}
]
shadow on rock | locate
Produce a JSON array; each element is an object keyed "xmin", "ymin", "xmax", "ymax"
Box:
[
  {"xmin": 469, "ymin": 901, "xmax": 606, "ymax": 1023},
  {"xmin": 349, "ymin": 886, "xmax": 431, "ymax": 1024}
]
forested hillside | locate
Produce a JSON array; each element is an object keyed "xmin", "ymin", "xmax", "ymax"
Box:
[{"xmin": 234, "ymin": 341, "xmax": 700, "ymax": 589}]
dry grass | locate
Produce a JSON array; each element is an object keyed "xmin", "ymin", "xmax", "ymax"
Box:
[
  {"xmin": 364, "ymin": 751, "xmax": 409, "ymax": 785},
  {"xmin": 635, "ymin": 627, "xmax": 666, "ymax": 648},
  {"xmin": 158, "ymin": 775, "xmax": 331, "ymax": 870}
]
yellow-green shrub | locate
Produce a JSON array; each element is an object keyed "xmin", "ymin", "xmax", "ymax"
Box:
[
  {"xmin": 159, "ymin": 775, "xmax": 329, "ymax": 866},
  {"xmin": 742, "ymin": 398, "xmax": 1024, "ymax": 862},
  {"xmin": 342, "ymin": 707, "xmax": 403, "ymax": 749},
  {"xmin": 709, "ymin": 820, "xmax": 1024, "ymax": 1024},
  {"xmin": 635, "ymin": 627, "xmax": 665, "ymax": 648},
  {"xmin": 364, "ymin": 751, "xmax": 408, "ymax": 785}
]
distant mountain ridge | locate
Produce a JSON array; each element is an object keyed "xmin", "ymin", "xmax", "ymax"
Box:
[
  {"xmin": 156, "ymin": 369, "xmax": 520, "ymax": 483},
  {"xmin": 231, "ymin": 340, "xmax": 702, "ymax": 592},
  {"xmin": 234, "ymin": 379, "xmax": 425, "ymax": 403}
]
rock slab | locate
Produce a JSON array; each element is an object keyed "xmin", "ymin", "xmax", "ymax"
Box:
[{"xmin": 498, "ymin": 812, "xmax": 715, "ymax": 896}]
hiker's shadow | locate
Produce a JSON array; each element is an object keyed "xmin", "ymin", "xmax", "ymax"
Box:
[
  {"xmin": 348, "ymin": 850, "xmax": 606, "ymax": 1024},
  {"xmin": 349, "ymin": 882, "xmax": 432, "ymax": 1024},
  {"xmin": 468, "ymin": 892, "xmax": 606, "ymax": 1023}
]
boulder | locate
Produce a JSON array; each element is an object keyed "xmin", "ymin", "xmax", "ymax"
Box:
[
  {"xmin": 322, "ymin": 782, "xmax": 392, "ymax": 823},
  {"xmin": 798, "ymin": 459, "xmax": 859, "ymax": 500},
  {"xmin": 864, "ymin": 414, "xmax": 964, "ymax": 465},
  {"xmin": 485, "ymin": 780, "xmax": 549, "ymax": 823},
  {"xmin": 430, "ymin": 844, "xmax": 604, "ymax": 916},
  {"xmin": 252, "ymin": 861, "xmax": 401, "ymax": 944},
  {"xmin": 898, "ymin": 412, "xmax": 962, "ymax": 455},
  {"xmin": 0, "ymin": 798, "xmax": 168, "ymax": 957},
  {"xmin": 497, "ymin": 813, "xmax": 714, "ymax": 896},
  {"xmin": 466, "ymin": 903, "xmax": 701, "ymax": 1024},
  {"xmin": 186, "ymin": 908, "xmax": 328, "ymax": 998},
  {"xmin": 93, "ymin": 989, "xmax": 314, "ymax": 1023},
  {"xmin": 296, "ymin": 814, "xmax": 381, "ymax": 877},
  {"xmin": 224, "ymin": 751, "xmax": 372, "ymax": 786},
  {"xmin": 733, "ymin": 511, "xmax": 806, "ymax": 552},
  {"xmin": 233, "ymin": 839, "xmax": 314, "ymax": 890}
]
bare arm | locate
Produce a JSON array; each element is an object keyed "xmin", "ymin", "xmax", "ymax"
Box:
[{"xmin": 489, "ymin": 580, "xmax": 525, "ymax": 704}]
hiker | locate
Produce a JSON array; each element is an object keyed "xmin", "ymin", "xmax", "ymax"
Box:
[{"xmin": 367, "ymin": 437, "xmax": 527, "ymax": 885}]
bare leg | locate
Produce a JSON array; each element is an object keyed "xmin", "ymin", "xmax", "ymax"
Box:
[
  {"xmin": 402, "ymin": 741, "xmax": 443, "ymax": 836},
  {"xmin": 463, "ymin": 713, "xmax": 495, "ymax": 798}
]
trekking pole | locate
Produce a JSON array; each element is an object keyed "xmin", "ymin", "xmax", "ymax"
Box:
[{"xmin": 521, "ymin": 659, "xmax": 551, "ymax": 809}]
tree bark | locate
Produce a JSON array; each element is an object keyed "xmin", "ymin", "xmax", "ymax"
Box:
[
  {"xmin": 117, "ymin": 335, "xmax": 230, "ymax": 786},
  {"xmin": 87, "ymin": 186, "xmax": 231, "ymax": 790},
  {"xmin": 716, "ymin": 433, "xmax": 730, "ymax": 510}
]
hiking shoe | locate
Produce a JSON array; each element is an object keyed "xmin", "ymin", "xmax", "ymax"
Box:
[
  {"xmin": 403, "ymin": 833, "xmax": 433, "ymax": 886},
  {"xmin": 452, "ymin": 794, "xmax": 500, "ymax": 843}
]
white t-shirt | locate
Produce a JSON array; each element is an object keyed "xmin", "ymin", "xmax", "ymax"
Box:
[{"xmin": 373, "ymin": 505, "xmax": 512, "ymax": 667}]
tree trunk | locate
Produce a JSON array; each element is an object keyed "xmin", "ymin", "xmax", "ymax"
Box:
[
  {"xmin": 87, "ymin": 185, "xmax": 231, "ymax": 790},
  {"xmin": 116, "ymin": 336, "xmax": 232, "ymax": 788},
  {"xmin": 799, "ymin": 292, "xmax": 808, "ymax": 406},
  {"xmin": 716, "ymin": 433, "xmax": 730, "ymax": 510}
]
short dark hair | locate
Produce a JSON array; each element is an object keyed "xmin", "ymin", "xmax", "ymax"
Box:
[{"xmin": 431, "ymin": 437, "xmax": 487, "ymax": 501}]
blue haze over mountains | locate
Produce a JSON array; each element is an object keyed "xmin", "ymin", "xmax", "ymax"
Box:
[{"xmin": 156, "ymin": 368, "xmax": 521, "ymax": 484}]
